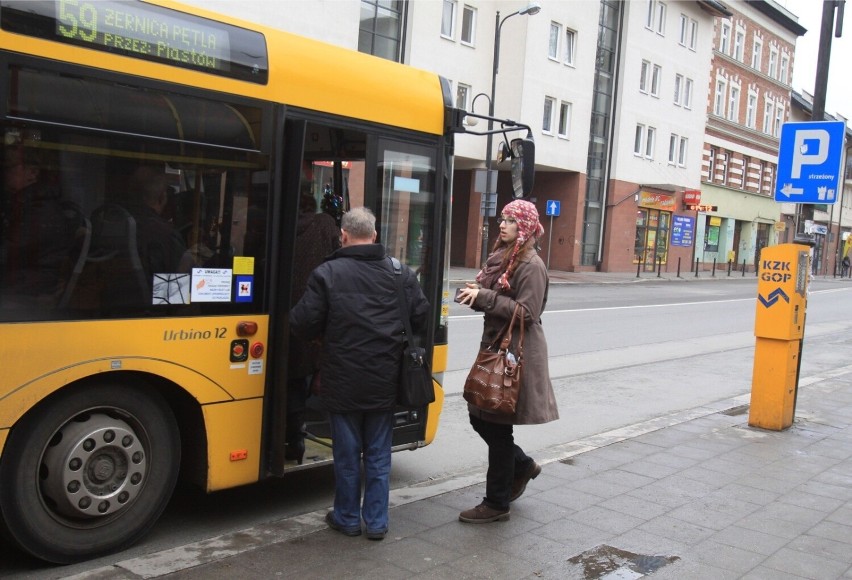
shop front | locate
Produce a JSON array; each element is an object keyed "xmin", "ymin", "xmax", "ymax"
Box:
[{"xmin": 633, "ymin": 191, "xmax": 676, "ymax": 272}]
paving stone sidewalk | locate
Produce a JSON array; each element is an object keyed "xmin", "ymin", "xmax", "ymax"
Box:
[{"xmin": 70, "ymin": 366, "xmax": 852, "ymax": 580}]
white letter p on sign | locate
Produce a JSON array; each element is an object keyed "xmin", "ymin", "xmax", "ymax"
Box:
[{"xmin": 791, "ymin": 129, "xmax": 829, "ymax": 179}]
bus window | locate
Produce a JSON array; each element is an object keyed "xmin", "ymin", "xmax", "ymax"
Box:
[
  {"xmin": 376, "ymin": 139, "xmax": 437, "ymax": 301},
  {"xmin": 0, "ymin": 66, "xmax": 270, "ymax": 321}
]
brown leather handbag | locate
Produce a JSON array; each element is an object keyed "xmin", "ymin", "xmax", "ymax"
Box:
[{"xmin": 463, "ymin": 304, "xmax": 525, "ymax": 415}]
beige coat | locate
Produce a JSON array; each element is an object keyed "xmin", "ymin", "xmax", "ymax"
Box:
[{"xmin": 468, "ymin": 251, "xmax": 559, "ymax": 425}]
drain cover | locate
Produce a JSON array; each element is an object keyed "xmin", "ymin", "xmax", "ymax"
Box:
[{"xmin": 567, "ymin": 545, "xmax": 679, "ymax": 579}]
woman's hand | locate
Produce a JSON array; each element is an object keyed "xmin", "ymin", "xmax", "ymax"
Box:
[{"xmin": 456, "ymin": 283, "xmax": 479, "ymax": 307}]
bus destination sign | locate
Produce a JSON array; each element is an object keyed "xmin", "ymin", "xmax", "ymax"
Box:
[{"xmin": 0, "ymin": 0, "xmax": 269, "ymax": 84}]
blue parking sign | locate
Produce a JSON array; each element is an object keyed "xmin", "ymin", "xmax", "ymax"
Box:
[{"xmin": 775, "ymin": 121, "xmax": 845, "ymax": 204}]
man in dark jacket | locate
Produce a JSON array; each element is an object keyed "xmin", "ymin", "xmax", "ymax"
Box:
[{"xmin": 289, "ymin": 206, "xmax": 429, "ymax": 540}]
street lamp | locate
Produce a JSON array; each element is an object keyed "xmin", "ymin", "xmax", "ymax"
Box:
[{"xmin": 479, "ymin": 2, "xmax": 541, "ymax": 267}]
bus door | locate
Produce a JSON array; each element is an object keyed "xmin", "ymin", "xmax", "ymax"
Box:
[{"xmin": 274, "ymin": 121, "xmax": 440, "ymax": 472}]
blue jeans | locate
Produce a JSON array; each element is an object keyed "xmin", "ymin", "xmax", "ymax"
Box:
[{"xmin": 328, "ymin": 411, "xmax": 393, "ymax": 533}]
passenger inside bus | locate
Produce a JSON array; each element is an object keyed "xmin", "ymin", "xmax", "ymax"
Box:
[
  {"xmin": 286, "ymin": 190, "xmax": 340, "ymax": 463},
  {"xmin": 126, "ymin": 165, "xmax": 194, "ymax": 278},
  {"xmin": 1, "ymin": 143, "xmax": 78, "ymax": 314}
]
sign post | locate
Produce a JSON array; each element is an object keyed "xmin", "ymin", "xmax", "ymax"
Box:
[{"xmin": 545, "ymin": 200, "xmax": 560, "ymax": 270}]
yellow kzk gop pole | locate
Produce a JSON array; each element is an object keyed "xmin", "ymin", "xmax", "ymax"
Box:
[{"xmin": 749, "ymin": 243, "xmax": 810, "ymax": 430}]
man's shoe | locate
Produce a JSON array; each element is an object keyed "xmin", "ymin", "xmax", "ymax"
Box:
[
  {"xmin": 458, "ymin": 502, "xmax": 510, "ymax": 523},
  {"xmin": 510, "ymin": 461, "xmax": 542, "ymax": 502},
  {"xmin": 365, "ymin": 529, "xmax": 387, "ymax": 541},
  {"xmin": 325, "ymin": 512, "xmax": 361, "ymax": 536}
]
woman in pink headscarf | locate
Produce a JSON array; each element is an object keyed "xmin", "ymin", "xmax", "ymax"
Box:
[{"xmin": 455, "ymin": 199, "xmax": 559, "ymax": 524}]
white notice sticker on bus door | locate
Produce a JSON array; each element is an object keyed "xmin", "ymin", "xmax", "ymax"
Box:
[{"xmin": 191, "ymin": 268, "xmax": 233, "ymax": 302}]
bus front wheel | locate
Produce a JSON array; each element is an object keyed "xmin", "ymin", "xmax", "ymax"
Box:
[{"xmin": 0, "ymin": 383, "xmax": 180, "ymax": 563}]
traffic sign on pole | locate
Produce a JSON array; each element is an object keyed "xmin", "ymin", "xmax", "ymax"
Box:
[
  {"xmin": 545, "ymin": 200, "xmax": 560, "ymax": 216},
  {"xmin": 775, "ymin": 121, "xmax": 845, "ymax": 204}
]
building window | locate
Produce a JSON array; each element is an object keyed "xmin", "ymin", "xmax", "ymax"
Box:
[
  {"xmin": 645, "ymin": 0, "xmax": 655, "ymax": 29},
  {"xmin": 677, "ymin": 136, "xmax": 687, "ymax": 166},
  {"xmin": 359, "ymin": 0, "xmax": 405, "ymax": 62},
  {"xmin": 640, "ymin": 60, "xmax": 650, "ymax": 93},
  {"xmin": 674, "ymin": 74, "xmax": 683, "ymax": 105},
  {"xmin": 558, "ymin": 101, "xmax": 572, "ymax": 137},
  {"xmin": 668, "ymin": 134, "xmax": 678, "ymax": 164},
  {"xmin": 708, "ymin": 146, "xmax": 717, "ymax": 181},
  {"xmin": 634, "ymin": 124, "xmax": 645, "ymax": 155},
  {"xmin": 734, "ymin": 29, "xmax": 744, "ymax": 62},
  {"xmin": 774, "ymin": 104, "xmax": 784, "ymax": 137},
  {"xmin": 752, "ymin": 38, "xmax": 762, "ymax": 71},
  {"xmin": 564, "ymin": 29, "xmax": 576, "ymax": 65},
  {"xmin": 441, "ymin": 0, "xmax": 456, "ymax": 39},
  {"xmin": 543, "ymin": 97, "xmax": 555, "ymax": 133},
  {"xmin": 721, "ymin": 151, "xmax": 730, "ymax": 185},
  {"xmin": 720, "ymin": 22, "xmax": 731, "ymax": 54},
  {"xmin": 655, "ymin": 2, "xmax": 666, "ymax": 35},
  {"xmin": 456, "ymin": 82, "xmax": 470, "ymax": 110},
  {"xmin": 678, "ymin": 14, "xmax": 688, "ymax": 46},
  {"xmin": 746, "ymin": 92, "xmax": 757, "ymax": 129},
  {"xmin": 769, "ymin": 48, "xmax": 778, "ymax": 79},
  {"xmin": 645, "ymin": 126, "xmax": 656, "ymax": 159},
  {"xmin": 780, "ymin": 54, "xmax": 789, "ymax": 85},
  {"xmin": 728, "ymin": 84, "xmax": 740, "ymax": 122},
  {"xmin": 763, "ymin": 99, "xmax": 774, "ymax": 134},
  {"xmin": 548, "ymin": 22, "xmax": 560, "ymax": 59},
  {"xmin": 689, "ymin": 19, "xmax": 697, "ymax": 50},
  {"xmin": 651, "ymin": 64, "xmax": 661, "ymax": 97},
  {"xmin": 743, "ymin": 155, "xmax": 752, "ymax": 189},
  {"xmin": 684, "ymin": 78, "xmax": 693, "ymax": 109},
  {"xmin": 714, "ymin": 79, "xmax": 726, "ymax": 117},
  {"xmin": 460, "ymin": 5, "xmax": 476, "ymax": 45}
]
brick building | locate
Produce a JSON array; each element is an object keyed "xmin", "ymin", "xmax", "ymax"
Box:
[{"xmin": 696, "ymin": 1, "xmax": 805, "ymax": 272}]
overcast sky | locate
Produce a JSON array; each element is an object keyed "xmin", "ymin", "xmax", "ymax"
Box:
[{"xmin": 781, "ymin": 0, "xmax": 851, "ymax": 120}]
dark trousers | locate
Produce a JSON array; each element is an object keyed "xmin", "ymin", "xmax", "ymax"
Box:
[{"xmin": 469, "ymin": 413, "xmax": 533, "ymax": 510}]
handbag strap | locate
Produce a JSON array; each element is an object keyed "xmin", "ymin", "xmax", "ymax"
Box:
[
  {"xmin": 516, "ymin": 305, "xmax": 525, "ymax": 361},
  {"xmin": 497, "ymin": 303, "xmax": 525, "ymax": 352},
  {"xmin": 389, "ymin": 257, "xmax": 414, "ymax": 346}
]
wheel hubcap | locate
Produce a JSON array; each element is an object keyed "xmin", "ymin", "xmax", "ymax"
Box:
[{"xmin": 42, "ymin": 413, "xmax": 147, "ymax": 519}]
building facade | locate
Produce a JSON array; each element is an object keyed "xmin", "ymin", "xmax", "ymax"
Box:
[
  {"xmin": 697, "ymin": 1, "xmax": 805, "ymax": 273},
  {"xmin": 179, "ymin": 0, "xmax": 811, "ymax": 273}
]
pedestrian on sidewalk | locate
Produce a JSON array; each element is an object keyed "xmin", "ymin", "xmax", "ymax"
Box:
[
  {"xmin": 455, "ymin": 199, "xmax": 559, "ymax": 523},
  {"xmin": 289, "ymin": 207, "xmax": 429, "ymax": 540}
]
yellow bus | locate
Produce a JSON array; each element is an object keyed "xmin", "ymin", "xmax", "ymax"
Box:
[{"xmin": 0, "ymin": 0, "xmax": 473, "ymax": 563}]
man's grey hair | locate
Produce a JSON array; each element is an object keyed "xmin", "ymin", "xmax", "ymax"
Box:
[{"xmin": 341, "ymin": 207, "xmax": 376, "ymax": 239}]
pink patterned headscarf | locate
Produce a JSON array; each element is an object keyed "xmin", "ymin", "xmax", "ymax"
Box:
[
  {"xmin": 476, "ymin": 200, "xmax": 544, "ymax": 291},
  {"xmin": 503, "ymin": 199, "xmax": 544, "ymax": 244}
]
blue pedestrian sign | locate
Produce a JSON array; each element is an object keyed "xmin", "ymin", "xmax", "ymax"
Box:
[
  {"xmin": 775, "ymin": 121, "xmax": 845, "ymax": 204},
  {"xmin": 545, "ymin": 200, "xmax": 560, "ymax": 216}
]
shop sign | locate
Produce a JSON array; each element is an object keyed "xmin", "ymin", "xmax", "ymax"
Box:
[
  {"xmin": 639, "ymin": 191, "xmax": 675, "ymax": 211},
  {"xmin": 683, "ymin": 189, "xmax": 701, "ymax": 205},
  {"xmin": 671, "ymin": 215, "xmax": 694, "ymax": 247},
  {"xmin": 774, "ymin": 221, "xmax": 786, "ymax": 232}
]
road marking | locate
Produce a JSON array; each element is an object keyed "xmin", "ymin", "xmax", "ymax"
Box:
[{"xmin": 449, "ymin": 287, "xmax": 848, "ymax": 320}]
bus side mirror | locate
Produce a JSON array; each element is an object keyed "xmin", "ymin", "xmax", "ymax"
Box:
[{"xmin": 510, "ymin": 137, "xmax": 535, "ymax": 199}]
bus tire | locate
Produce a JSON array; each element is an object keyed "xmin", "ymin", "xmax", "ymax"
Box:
[{"xmin": 0, "ymin": 382, "xmax": 180, "ymax": 564}]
